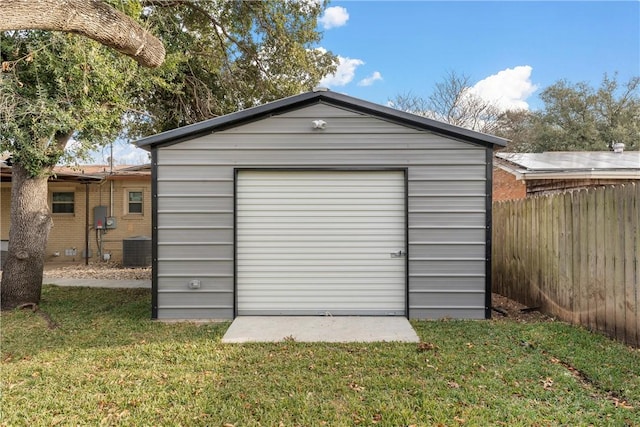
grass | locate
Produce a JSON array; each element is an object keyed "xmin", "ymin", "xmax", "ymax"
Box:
[{"xmin": 1, "ymin": 286, "xmax": 639, "ymax": 426}]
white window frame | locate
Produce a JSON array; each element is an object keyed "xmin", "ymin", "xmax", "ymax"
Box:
[
  {"xmin": 125, "ymin": 189, "xmax": 144, "ymax": 215},
  {"xmin": 50, "ymin": 189, "xmax": 75, "ymax": 215}
]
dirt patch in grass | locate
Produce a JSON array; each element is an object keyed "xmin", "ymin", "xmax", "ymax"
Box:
[
  {"xmin": 43, "ymin": 262, "xmax": 151, "ymax": 280},
  {"xmin": 491, "ymin": 293, "xmax": 552, "ymax": 323}
]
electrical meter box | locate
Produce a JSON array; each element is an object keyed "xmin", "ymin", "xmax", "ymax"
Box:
[
  {"xmin": 94, "ymin": 206, "xmax": 107, "ymax": 229},
  {"xmin": 94, "ymin": 206, "xmax": 117, "ymax": 229}
]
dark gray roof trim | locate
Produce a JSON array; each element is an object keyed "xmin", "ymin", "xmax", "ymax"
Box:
[{"xmin": 135, "ymin": 90, "xmax": 508, "ymax": 149}]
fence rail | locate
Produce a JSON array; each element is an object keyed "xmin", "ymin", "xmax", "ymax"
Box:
[{"xmin": 492, "ymin": 183, "xmax": 639, "ymax": 347}]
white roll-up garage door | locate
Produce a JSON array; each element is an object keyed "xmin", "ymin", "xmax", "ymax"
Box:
[{"xmin": 236, "ymin": 170, "xmax": 406, "ymax": 316}]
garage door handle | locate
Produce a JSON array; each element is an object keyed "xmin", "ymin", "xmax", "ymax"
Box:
[{"xmin": 390, "ymin": 250, "xmax": 406, "ymax": 258}]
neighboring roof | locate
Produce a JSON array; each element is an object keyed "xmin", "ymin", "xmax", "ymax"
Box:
[
  {"xmin": 0, "ymin": 163, "xmax": 102, "ymax": 183},
  {"xmin": 136, "ymin": 89, "xmax": 508, "ymax": 149},
  {"xmin": 55, "ymin": 164, "xmax": 150, "ymax": 179},
  {"xmin": 119, "ymin": 163, "xmax": 151, "ymax": 172},
  {"xmin": 495, "ymin": 151, "xmax": 640, "ymax": 180},
  {"xmin": 55, "ymin": 164, "xmax": 130, "ymax": 175},
  {"xmin": 0, "ymin": 162, "xmax": 150, "ymax": 183}
]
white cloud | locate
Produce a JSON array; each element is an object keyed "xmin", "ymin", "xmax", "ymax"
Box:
[
  {"xmin": 358, "ymin": 71, "xmax": 383, "ymax": 87},
  {"xmin": 87, "ymin": 141, "xmax": 149, "ymax": 165},
  {"xmin": 113, "ymin": 144, "xmax": 149, "ymax": 165},
  {"xmin": 469, "ymin": 65, "xmax": 538, "ymax": 111},
  {"xmin": 319, "ymin": 54, "xmax": 364, "ymax": 87},
  {"xmin": 319, "ymin": 6, "xmax": 349, "ymax": 29}
]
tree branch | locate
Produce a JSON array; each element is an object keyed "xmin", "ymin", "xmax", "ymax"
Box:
[{"xmin": 1, "ymin": 0, "xmax": 165, "ymax": 68}]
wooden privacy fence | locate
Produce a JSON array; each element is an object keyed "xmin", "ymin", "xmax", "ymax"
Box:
[{"xmin": 492, "ymin": 183, "xmax": 639, "ymax": 347}]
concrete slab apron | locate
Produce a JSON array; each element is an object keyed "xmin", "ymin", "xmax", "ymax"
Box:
[{"xmin": 221, "ymin": 317, "xmax": 420, "ymax": 343}]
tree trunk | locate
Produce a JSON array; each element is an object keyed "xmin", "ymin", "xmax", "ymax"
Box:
[
  {"xmin": 1, "ymin": 0, "xmax": 165, "ymax": 68},
  {"xmin": 1, "ymin": 163, "xmax": 53, "ymax": 310}
]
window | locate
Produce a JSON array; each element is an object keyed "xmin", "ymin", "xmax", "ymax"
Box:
[
  {"xmin": 127, "ymin": 190, "xmax": 143, "ymax": 214},
  {"xmin": 52, "ymin": 192, "xmax": 74, "ymax": 214}
]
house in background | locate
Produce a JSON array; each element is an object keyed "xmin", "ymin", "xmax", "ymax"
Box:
[
  {"xmin": 136, "ymin": 89, "xmax": 507, "ymax": 321},
  {"xmin": 492, "ymin": 166, "xmax": 527, "ymax": 201},
  {"xmin": 494, "ymin": 150, "xmax": 640, "ymax": 199},
  {"xmin": 1, "ymin": 163, "xmax": 151, "ymax": 266}
]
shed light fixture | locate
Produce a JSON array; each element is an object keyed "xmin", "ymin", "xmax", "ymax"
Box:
[{"xmin": 312, "ymin": 119, "xmax": 327, "ymax": 130}]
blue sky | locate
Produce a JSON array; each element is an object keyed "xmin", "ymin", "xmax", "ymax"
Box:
[
  {"xmin": 94, "ymin": 0, "xmax": 639, "ymax": 164},
  {"xmin": 317, "ymin": 0, "xmax": 639, "ymax": 110}
]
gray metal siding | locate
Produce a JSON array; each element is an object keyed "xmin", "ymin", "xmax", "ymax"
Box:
[
  {"xmin": 407, "ymin": 162, "xmax": 486, "ymax": 318},
  {"xmin": 157, "ymin": 150, "xmax": 484, "ymax": 166},
  {"xmin": 155, "ymin": 168, "xmax": 234, "ymax": 319},
  {"xmin": 155, "ymin": 102, "xmax": 489, "ymax": 319}
]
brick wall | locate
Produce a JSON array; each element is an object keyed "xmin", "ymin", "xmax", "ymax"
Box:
[
  {"xmin": 526, "ymin": 178, "xmax": 639, "ymax": 196},
  {"xmin": 492, "ymin": 167, "xmax": 526, "ymax": 201},
  {"xmin": 1, "ymin": 177, "xmax": 152, "ymax": 265},
  {"xmin": 49, "ymin": 178, "xmax": 152, "ymax": 264}
]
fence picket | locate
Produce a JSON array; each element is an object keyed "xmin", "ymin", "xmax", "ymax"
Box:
[
  {"xmin": 627, "ymin": 184, "xmax": 640, "ymax": 346},
  {"xmin": 614, "ymin": 187, "xmax": 626, "ymax": 342},
  {"xmin": 603, "ymin": 187, "xmax": 613, "ymax": 336},
  {"xmin": 578, "ymin": 189, "xmax": 589, "ymax": 326},
  {"xmin": 595, "ymin": 187, "xmax": 607, "ymax": 334},
  {"xmin": 569, "ymin": 191, "xmax": 579, "ymax": 324},
  {"xmin": 586, "ymin": 188, "xmax": 598, "ymax": 332}
]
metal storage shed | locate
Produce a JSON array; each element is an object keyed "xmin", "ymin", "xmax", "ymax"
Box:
[{"xmin": 136, "ymin": 89, "xmax": 507, "ymax": 320}]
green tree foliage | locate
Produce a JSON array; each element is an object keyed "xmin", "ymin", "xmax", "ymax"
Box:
[
  {"xmin": 131, "ymin": 0, "xmax": 337, "ymax": 133},
  {"xmin": 1, "ymin": 0, "xmax": 337, "ymax": 174},
  {"xmin": 1, "ymin": 31, "xmax": 140, "ymax": 175},
  {"xmin": 0, "ymin": 0, "xmax": 336, "ymax": 310},
  {"xmin": 502, "ymin": 74, "xmax": 640, "ymax": 152}
]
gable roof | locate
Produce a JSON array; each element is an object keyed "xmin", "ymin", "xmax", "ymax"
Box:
[
  {"xmin": 496, "ymin": 151, "xmax": 640, "ymax": 180},
  {"xmin": 135, "ymin": 89, "xmax": 507, "ymax": 150}
]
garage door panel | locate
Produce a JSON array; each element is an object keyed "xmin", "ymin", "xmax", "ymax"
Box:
[
  {"xmin": 238, "ymin": 230, "xmax": 401, "ymax": 237},
  {"xmin": 237, "ymin": 211, "xmax": 403, "ymax": 218},
  {"xmin": 241, "ymin": 292, "xmax": 405, "ymax": 300},
  {"xmin": 237, "ymin": 231, "xmax": 402, "ymax": 239},
  {"xmin": 237, "ymin": 272, "xmax": 404, "ymax": 280},
  {"xmin": 237, "ymin": 194, "xmax": 405, "ymax": 201},
  {"xmin": 237, "ymin": 170, "xmax": 406, "ymax": 316},
  {"xmin": 241, "ymin": 299, "xmax": 405, "ymax": 312},
  {"xmin": 237, "ymin": 253, "xmax": 402, "ymax": 261},
  {"xmin": 237, "ymin": 267, "xmax": 405, "ymax": 275},
  {"xmin": 237, "ymin": 215, "xmax": 401, "ymax": 224},
  {"xmin": 238, "ymin": 282, "xmax": 403, "ymax": 290}
]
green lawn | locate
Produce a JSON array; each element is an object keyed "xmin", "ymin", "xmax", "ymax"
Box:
[{"xmin": 2, "ymin": 286, "xmax": 638, "ymax": 426}]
